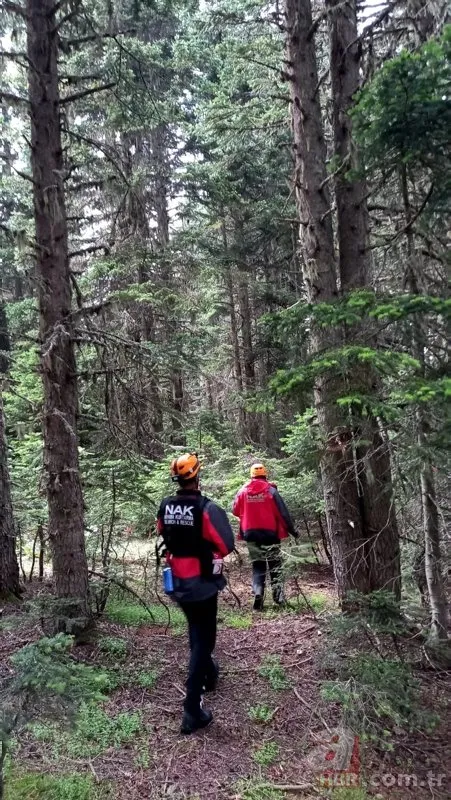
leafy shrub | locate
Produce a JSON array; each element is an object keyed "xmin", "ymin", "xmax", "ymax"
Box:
[
  {"xmin": 98, "ymin": 637, "xmax": 127, "ymax": 660},
  {"xmin": 248, "ymin": 704, "xmax": 275, "ymax": 724},
  {"xmin": 258, "ymin": 655, "xmax": 290, "ymax": 691},
  {"xmin": 252, "ymin": 740, "xmax": 280, "ymax": 767},
  {"xmin": 136, "ymin": 670, "xmax": 158, "ymax": 690},
  {"xmin": 9, "ymin": 635, "xmax": 113, "ymax": 709}
]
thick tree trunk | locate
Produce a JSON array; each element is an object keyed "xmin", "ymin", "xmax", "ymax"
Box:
[
  {"xmin": 26, "ymin": 0, "xmax": 89, "ymax": 628},
  {"xmin": 328, "ymin": 0, "xmax": 401, "ymax": 597},
  {"xmin": 284, "ymin": 0, "xmax": 401, "ymax": 601}
]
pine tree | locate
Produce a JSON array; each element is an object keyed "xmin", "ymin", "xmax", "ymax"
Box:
[{"xmin": 26, "ymin": 0, "xmax": 89, "ymax": 628}]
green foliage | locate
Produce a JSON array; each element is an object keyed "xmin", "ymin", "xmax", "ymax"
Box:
[
  {"xmin": 321, "ymin": 655, "xmax": 440, "ymax": 746},
  {"xmin": 133, "ymin": 743, "xmax": 150, "ymax": 769},
  {"xmin": 223, "ymin": 611, "xmax": 253, "ymax": 629},
  {"xmin": 252, "ymin": 740, "xmax": 280, "ymax": 767},
  {"xmin": 105, "ymin": 599, "xmax": 186, "ymax": 632},
  {"xmin": 4, "ymin": 773, "xmax": 112, "ymax": 800},
  {"xmin": 62, "ymin": 704, "xmax": 142, "ymax": 759},
  {"xmin": 10, "ymin": 635, "xmax": 113, "ymax": 707},
  {"xmin": 331, "ymin": 790, "xmax": 370, "ymax": 800},
  {"xmin": 293, "ymin": 591, "xmax": 329, "ymax": 614},
  {"xmin": 258, "ymin": 655, "xmax": 290, "ymax": 691},
  {"xmin": 343, "ymin": 590, "xmax": 403, "ymax": 632},
  {"xmin": 234, "ymin": 779, "xmax": 284, "ymax": 800},
  {"xmin": 248, "ymin": 704, "xmax": 275, "ymax": 724},
  {"xmin": 98, "ymin": 637, "xmax": 128, "ymax": 660},
  {"xmin": 271, "ymin": 346, "xmax": 419, "ymax": 397},
  {"xmin": 136, "ymin": 670, "xmax": 158, "ymax": 690},
  {"xmin": 353, "ymin": 26, "xmax": 451, "ymax": 214}
]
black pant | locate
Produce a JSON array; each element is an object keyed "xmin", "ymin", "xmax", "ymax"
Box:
[
  {"xmin": 247, "ymin": 543, "xmax": 283, "ymax": 602},
  {"xmin": 178, "ymin": 593, "xmax": 218, "ymax": 715}
]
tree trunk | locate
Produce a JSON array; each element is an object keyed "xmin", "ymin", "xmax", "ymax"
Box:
[
  {"xmin": 284, "ymin": 0, "xmax": 401, "ymax": 602},
  {"xmin": 150, "ymin": 125, "xmax": 185, "ymax": 443},
  {"xmin": 0, "ymin": 198, "xmax": 20, "ymax": 598},
  {"xmin": 237, "ymin": 265, "xmax": 259, "ymax": 444},
  {"xmin": 328, "ymin": 0, "xmax": 401, "ymax": 597},
  {"xmin": 222, "ymin": 219, "xmax": 246, "ymax": 437},
  {"xmin": 401, "ymin": 165, "xmax": 449, "ymax": 644},
  {"xmin": 0, "ymin": 393, "xmax": 20, "ymax": 598},
  {"xmin": 26, "ymin": 0, "xmax": 89, "ymax": 628}
]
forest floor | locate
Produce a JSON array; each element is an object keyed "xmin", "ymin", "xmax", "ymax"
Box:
[{"xmin": 1, "ymin": 549, "xmax": 450, "ymax": 800}]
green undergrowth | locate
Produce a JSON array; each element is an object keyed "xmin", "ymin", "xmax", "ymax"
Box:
[
  {"xmin": 252, "ymin": 740, "xmax": 280, "ymax": 767},
  {"xmin": 0, "ymin": 614, "xmax": 20, "ymax": 632},
  {"xmin": 105, "ymin": 599, "xmax": 186, "ymax": 632},
  {"xmin": 29, "ymin": 703, "xmax": 143, "ymax": 759},
  {"xmin": 292, "ymin": 590, "xmax": 330, "ymax": 613},
  {"xmin": 4, "ymin": 773, "xmax": 114, "ymax": 800},
  {"xmin": 136, "ymin": 669, "xmax": 159, "ymax": 689},
  {"xmin": 258, "ymin": 655, "xmax": 290, "ymax": 691},
  {"xmin": 319, "ymin": 592, "xmax": 442, "ymax": 748},
  {"xmin": 329, "ymin": 789, "xmax": 370, "ymax": 800},
  {"xmin": 260, "ymin": 590, "xmax": 330, "ymax": 618},
  {"xmin": 98, "ymin": 636, "xmax": 128, "ymax": 660},
  {"xmin": 234, "ymin": 779, "xmax": 285, "ymax": 800},
  {"xmin": 248, "ymin": 704, "xmax": 276, "ymax": 724},
  {"xmin": 222, "ymin": 610, "xmax": 253, "ymax": 629}
]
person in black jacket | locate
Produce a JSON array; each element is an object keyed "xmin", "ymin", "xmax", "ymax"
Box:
[{"xmin": 157, "ymin": 453, "xmax": 234, "ymax": 734}]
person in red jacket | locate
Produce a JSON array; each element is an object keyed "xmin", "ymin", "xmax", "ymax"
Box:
[
  {"xmin": 157, "ymin": 453, "xmax": 234, "ymax": 734},
  {"xmin": 233, "ymin": 463, "xmax": 297, "ymax": 611}
]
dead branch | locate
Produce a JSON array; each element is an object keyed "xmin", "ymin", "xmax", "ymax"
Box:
[
  {"xmin": 0, "ymin": 90, "xmax": 29, "ymax": 107},
  {"xmin": 88, "ymin": 570, "xmax": 156, "ymax": 623},
  {"xmin": 60, "ymin": 82, "xmax": 116, "ymax": 105}
]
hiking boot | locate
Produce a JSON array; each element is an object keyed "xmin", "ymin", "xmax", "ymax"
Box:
[
  {"xmin": 180, "ymin": 708, "xmax": 213, "ymax": 735},
  {"xmin": 273, "ymin": 588, "xmax": 286, "ymax": 607},
  {"xmin": 253, "ymin": 594, "xmax": 264, "ymax": 612},
  {"xmin": 203, "ymin": 658, "xmax": 219, "ymax": 692}
]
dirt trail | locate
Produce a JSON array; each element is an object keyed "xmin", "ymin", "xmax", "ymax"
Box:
[{"xmin": 3, "ymin": 561, "xmax": 450, "ymax": 800}]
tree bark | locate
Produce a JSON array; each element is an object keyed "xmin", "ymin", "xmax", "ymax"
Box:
[
  {"xmin": 26, "ymin": 0, "xmax": 89, "ymax": 628},
  {"xmin": 0, "ymin": 129, "xmax": 20, "ymax": 598},
  {"xmin": 0, "ymin": 393, "xmax": 20, "ymax": 598},
  {"xmin": 328, "ymin": 0, "xmax": 401, "ymax": 598},
  {"xmin": 222, "ymin": 220, "xmax": 246, "ymax": 437},
  {"xmin": 284, "ymin": 0, "xmax": 401, "ymax": 602},
  {"xmin": 401, "ymin": 165, "xmax": 448, "ymax": 643},
  {"xmin": 150, "ymin": 125, "xmax": 185, "ymax": 443},
  {"xmin": 236, "ymin": 265, "xmax": 259, "ymax": 444}
]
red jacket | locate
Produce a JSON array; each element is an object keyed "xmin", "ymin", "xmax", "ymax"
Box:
[
  {"xmin": 232, "ymin": 478, "xmax": 296, "ymax": 546},
  {"xmin": 157, "ymin": 489, "xmax": 234, "ymax": 602}
]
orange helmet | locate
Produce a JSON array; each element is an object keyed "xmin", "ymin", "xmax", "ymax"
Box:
[
  {"xmin": 170, "ymin": 452, "xmax": 201, "ymax": 482},
  {"xmin": 250, "ymin": 463, "xmax": 267, "ymax": 479}
]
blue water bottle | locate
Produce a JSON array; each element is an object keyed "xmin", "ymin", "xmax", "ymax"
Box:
[{"xmin": 162, "ymin": 566, "xmax": 174, "ymax": 594}]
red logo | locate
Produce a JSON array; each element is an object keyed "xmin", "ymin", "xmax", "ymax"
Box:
[{"xmin": 307, "ymin": 728, "xmax": 360, "ymax": 787}]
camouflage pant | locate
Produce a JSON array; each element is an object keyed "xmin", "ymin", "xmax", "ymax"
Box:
[{"xmin": 247, "ymin": 542, "xmax": 284, "ymax": 602}]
